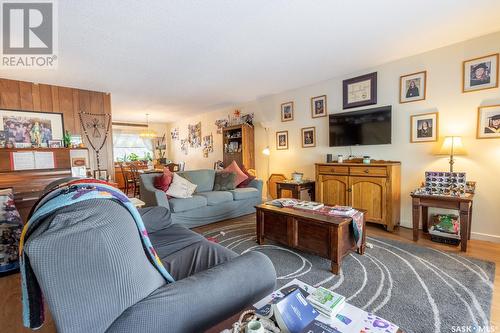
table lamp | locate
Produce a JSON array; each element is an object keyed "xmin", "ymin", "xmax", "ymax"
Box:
[{"xmin": 436, "ymin": 136, "xmax": 466, "ymax": 172}]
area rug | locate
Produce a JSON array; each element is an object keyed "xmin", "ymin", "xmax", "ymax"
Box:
[{"xmin": 200, "ymin": 221, "xmax": 495, "ymax": 333}]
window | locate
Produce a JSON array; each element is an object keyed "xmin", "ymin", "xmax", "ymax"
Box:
[{"xmin": 113, "ymin": 127, "xmax": 153, "ymax": 162}]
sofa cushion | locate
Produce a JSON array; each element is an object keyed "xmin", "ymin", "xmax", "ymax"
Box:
[
  {"xmin": 230, "ymin": 187, "xmax": 260, "ymax": 200},
  {"xmin": 168, "ymin": 195, "xmax": 207, "ymax": 213},
  {"xmin": 213, "ymin": 171, "xmax": 236, "ymax": 191},
  {"xmin": 177, "ymin": 169, "xmax": 215, "ymax": 193},
  {"xmin": 153, "ymin": 168, "xmax": 174, "ymax": 192},
  {"xmin": 237, "ymin": 165, "xmax": 256, "ymax": 188},
  {"xmin": 223, "ymin": 161, "xmax": 248, "ymax": 186},
  {"xmin": 166, "ymin": 173, "xmax": 197, "ymax": 198},
  {"xmin": 197, "ymin": 191, "xmax": 234, "ymax": 206}
]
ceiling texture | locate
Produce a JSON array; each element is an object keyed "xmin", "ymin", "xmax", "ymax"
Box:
[{"xmin": 3, "ymin": 0, "xmax": 500, "ymax": 123}]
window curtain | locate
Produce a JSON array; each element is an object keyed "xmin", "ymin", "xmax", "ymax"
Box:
[{"xmin": 113, "ymin": 127, "xmax": 154, "ymax": 161}]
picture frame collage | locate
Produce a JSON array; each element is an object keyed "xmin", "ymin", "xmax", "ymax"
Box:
[{"xmin": 275, "ymin": 52, "xmax": 500, "ymax": 150}]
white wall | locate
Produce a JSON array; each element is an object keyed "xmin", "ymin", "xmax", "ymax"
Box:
[{"xmin": 167, "ymin": 31, "xmax": 500, "ymax": 242}]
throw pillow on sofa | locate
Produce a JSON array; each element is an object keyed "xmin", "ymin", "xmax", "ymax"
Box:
[
  {"xmin": 154, "ymin": 168, "xmax": 174, "ymax": 192},
  {"xmin": 213, "ymin": 171, "xmax": 236, "ymax": 191},
  {"xmin": 223, "ymin": 160, "xmax": 248, "ymax": 187},
  {"xmin": 237, "ymin": 165, "xmax": 256, "ymax": 188},
  {"xmin": 166, "ymin": 173, "xmax": 197, "ymax": 198}
]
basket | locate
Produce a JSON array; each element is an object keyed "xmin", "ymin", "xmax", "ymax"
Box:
[{"xmin": 430, "ymin": 234, "xmax": 461, "ymax": 245}]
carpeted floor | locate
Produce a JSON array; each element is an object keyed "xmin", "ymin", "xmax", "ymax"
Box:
[{"xmin": 201, "ymin": 221, "xmax": 496, "ymax": 333}]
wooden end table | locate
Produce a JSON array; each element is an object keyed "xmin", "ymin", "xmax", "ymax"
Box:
[
  {"xmin": 411, "ymin": 193, "xmax": 474, "ymax": 252},
  {"xmin": 276, "ymin": 180, "xmax": 315, "ymax": 201},
  {"xmin": 255, "ymin": 204, "xmax": 365, "ymax": 274}
]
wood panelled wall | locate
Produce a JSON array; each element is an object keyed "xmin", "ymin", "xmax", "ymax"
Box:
[{"xmin": 0, "ymin": 78, "xmax": 114, "ymax": 178}]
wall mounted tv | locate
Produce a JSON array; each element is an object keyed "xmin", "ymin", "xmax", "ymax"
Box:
[{"xmin": 329, "ymin": 106, "xmax": 392, "ymax": 147}]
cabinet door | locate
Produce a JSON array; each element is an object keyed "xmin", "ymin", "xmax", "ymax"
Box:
[
  {"xmin": 349, "ymin": 176, "xmax": 387, "ymax": 224},
  {"xmin": 317, "ymin": 175, "xmax": 349, "ymax": 206}
]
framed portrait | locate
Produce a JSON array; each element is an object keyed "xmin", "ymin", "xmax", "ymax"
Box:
[
  {"xmin": 301, "ymin": 127, "xmax": 316, "ymax": 148},
  {"xmin": 343, "ymin": 72, "xmax": 377, "ymax": 109},
  {"xmin": 48, "ymin": 140, "xmax": 62, "ymax": 148},
  {"xmin": 400, "ymin": 71, "xmax": 427, "ymax": 103},
  {"xmin": 93, "ymin": 169, "xmax": 108, "ymax": 181},
  {"xmin": 311, "ymin": 95, "xmax": 327, "ymax": 118},
  {"xmin": 0, "ymin": 109, "xmax": 64, "ymax": 146},
  {"xmin": 462, "ymin": 53, "xmax": 499, "ymax": 93},
  {"xmin": 477, "ymin": 104, "xmax": 500, "ymax": 139},
  {"xmin": 410, "ymin": 112, "xmax": 438, "ymax": 143},
  {"xmin": 281, "ymin": 102, "xmax": 294, "ymax": 122},
  {"xmin": 276, "ymin": 130, "xmax": 289, "ymax": 150}
]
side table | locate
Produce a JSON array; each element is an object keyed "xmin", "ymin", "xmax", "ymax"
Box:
[
  {"xmin": 411, "ymin": 193, "xmax": 474, "ymax": 252},
  {"xmin": 276, "ymin": 180, "xmax": 315, "ymax": 201}
]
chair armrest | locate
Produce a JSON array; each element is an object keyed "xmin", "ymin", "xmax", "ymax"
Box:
[
  {"xmin": 139, "ymin": 174, "xmax": 170, "ymax": 208},
  {"xmin": 108, "ymin": 251, "xmax": 276, "ymax": 333}
]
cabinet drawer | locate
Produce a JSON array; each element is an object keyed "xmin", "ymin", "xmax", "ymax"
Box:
[
  {"xmin": 350, "ymin": 166, "xmax": 387, "ymax": 177},
  {"xmin": 317, "ymin": 165, "xmax": 349, "ymax": 175}
]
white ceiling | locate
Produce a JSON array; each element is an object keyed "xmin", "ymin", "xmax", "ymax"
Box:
[{"xmin": 3, "ymin": 0, "xmax": 500, "ymax": 123}]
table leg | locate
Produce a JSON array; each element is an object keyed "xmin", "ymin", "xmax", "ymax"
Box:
[
  {"xmin": 330, "ymin": 226, "xmax": 341, "ymax": 275},
  {"xmin": 422, "ymin": 206, "xmax": 429, "ymax": 233},
  {"xmin": 310, "ymin": 184, "xmax": 316, "ymax": 201},
  {"xmin": 277, "ymin": 184, "xmax": 282, "ymax": 199},
  {"xmin": 292, "ymin": 188, "xmax": 300, "ymax": 199},
  {"xmin": 459, "ymin": 202, "xmax": 470, "ymax": 252},
  {"xmin": 412, "ymin": 198, "xmax": 421, "ymax": 241},
  {"xmin": 468, "ymin": 204, "xmax": 473, "ymax": 240},
  {"xmin": 357, "ymin": 213, "xmax": 366, "ymax": 255},
  {"xmin": 256, "ymin": 209, "xmax": 264, "ymax": 245}
]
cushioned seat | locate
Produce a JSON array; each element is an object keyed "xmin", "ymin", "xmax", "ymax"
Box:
[
  {"xmin": 168, "ymin": 195, "xmax": 207, "ymax": 213},
  {"xmin": 230, "ymin": 187, "xmax": 260, "ymax": 200},
  {"xmin": 197, "ymin": 191, "xmax": 234, "ymax": 206},
  {"xmin": 148, "ymin": 224, "xmax": 204, "ymax": 259}
]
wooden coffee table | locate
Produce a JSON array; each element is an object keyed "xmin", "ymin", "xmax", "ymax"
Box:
[{"xmin": 255, "ymin": 204, "xmax": 366, "ymax": 274}]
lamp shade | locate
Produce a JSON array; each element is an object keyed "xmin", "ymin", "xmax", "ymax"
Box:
[
  {"xmin": 262, "ymin": 146, "xmax": 270, "ymax": 156},
  {"xmin": 436, "ymin": 136, "xmax": 466, "ymax": 155}
]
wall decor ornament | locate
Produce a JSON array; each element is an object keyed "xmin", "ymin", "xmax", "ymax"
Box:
[
  {"xmin": 188, "ymin": 122, "xmax": 202, "ymax": 148},
  {"xmin": 462, "ymin": 53, "xmax": 499, "ymax": 93},
  {"xmin": 170, "ymin": 128, "xmax": 179, "ymax": 140},
  {"xmin": 276, "ymin": 130, "xmax": 289, "ymax": 150},
  {"xmin": 202, "ymin": 133, "xmax": 214, "ymax": 158},
  {"xmin": 180, "ymin": 138, "xmax": 189, "ymax": 155},
  {"xmin": 311, "ymin": 95, "xmax": 327, "ymax": 118},
  {"xmin": 410, "ymin": 112, "xmax": 438, "ymax": 143},
  {"xmin": 342, "ymin": 72, "xmax": 377, "ymax": 109},
  {"xmin": 0, "ymin": 109, "xmax": 64, "ymax": 147},
  {"xmin": 400, "ymin": 71, "xmax": 427, "ymax": 103},
  {"xmin": 281, "ymin": 102, "xmax": 294, "ymax": 122},
  {"xmin": 79, "ymin": 110, "xmax": 111, "ymax": 171},
  {"xmin": 477, "ymin": 104, "xmax": 500, "ymax": 139}
]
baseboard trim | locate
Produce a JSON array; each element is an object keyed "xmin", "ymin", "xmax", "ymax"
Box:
[{"xmin": 470, "ymin": 232, "xmax": 500, "ymax": 243}]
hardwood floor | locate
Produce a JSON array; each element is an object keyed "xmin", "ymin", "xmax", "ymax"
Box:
[{"xmin": 1, "ymin": 216, "xmax": 498, "ymax": 332}]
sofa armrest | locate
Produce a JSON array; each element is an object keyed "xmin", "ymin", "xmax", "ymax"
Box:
[
  {"xmin": 139, "ymin": 174, "xmax": 170, "ymax": 209},
  {"xmin": 247, "ymin": 178, "xmax": 263, "ymax": 193},
  {"xmin": 108, "ymin": 251, "xmax": 276, "ymax": 333}
]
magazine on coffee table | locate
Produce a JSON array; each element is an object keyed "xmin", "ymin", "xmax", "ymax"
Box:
[{"xmin": 254, "ymin": 279, "xmax": 400, "ymax": 333}]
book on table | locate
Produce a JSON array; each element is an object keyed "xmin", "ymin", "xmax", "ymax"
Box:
[
  {"xmin": 254, "ymin": 279, "xmax": 400, "ymax": 333},
  {"xmin": 306, "ymin": 286, "xmax": 346, "ymax": 318}
]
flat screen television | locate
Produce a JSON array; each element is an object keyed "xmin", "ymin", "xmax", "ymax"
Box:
[{"xmin": 329, "ymin": 106, "xmax": 392, "ymax": 146}]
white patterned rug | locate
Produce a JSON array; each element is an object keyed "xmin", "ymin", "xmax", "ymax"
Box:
[{"xmin": 201, "ymin": 221, "xmax": 495, "ymax": 333}]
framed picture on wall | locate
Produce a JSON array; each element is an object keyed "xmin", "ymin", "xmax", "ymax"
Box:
[
  {"xmin": 281, "ymin": 102, "xmax": 294, "ymax": 122},
  {"xmin": 410, "ymin": 112, "xmax": 438, "ymax": 143},
  {"xmin": 477, "ymin": 104, "xmax": 500, "ymax": 139},
  {"xmin": 462, "ymin": 53, "xmax": 499, "ymax": 93},
  {"xmin": 301, "ymin": 127, "xmax": 316, "ymax": 148},
  {"xmin": 342, "ymin": 72, "xmax": 377, "ymax": 109},
  {"xmin": 0, "ymin": 109, "xmax": 64, "ymax": 147},
  {"xmin": 400, "ymin": 71, "xmax": 427, "ymax": 103},
  {"xmin": 276, "ymin": 130, "xmax": 289, "ymax": 150},
  {"xmin": 311, "ymin": 95, "xmax": 327, "ymax": 118}
]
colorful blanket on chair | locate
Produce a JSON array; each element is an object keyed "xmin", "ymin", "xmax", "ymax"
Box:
[{"xmin": 19, "ymin": 179, "xmax": 175, "ymax": 329}]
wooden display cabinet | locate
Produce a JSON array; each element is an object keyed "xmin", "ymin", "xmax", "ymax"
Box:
[
  {"xmin": 315, "ymin": 161, "xmax": 401, "ymax": 231},
  {"xmin": 222, "ymin": 124, "xmax": 254, "ymax": 169}
]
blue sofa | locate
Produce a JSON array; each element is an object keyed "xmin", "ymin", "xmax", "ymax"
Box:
[{"xmin": 140, "ymin": 169, "xmax": 263, "ymax": 228}]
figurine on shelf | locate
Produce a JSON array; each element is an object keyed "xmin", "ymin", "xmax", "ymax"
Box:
[{"xmin": 30, "ymin": 122, "xmax": 42, "ymax": 147}]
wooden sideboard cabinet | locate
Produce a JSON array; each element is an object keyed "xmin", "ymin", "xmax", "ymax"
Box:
[{"xmin": 315, "ymin": 161, "xmax": 401, "ymax": 231}]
